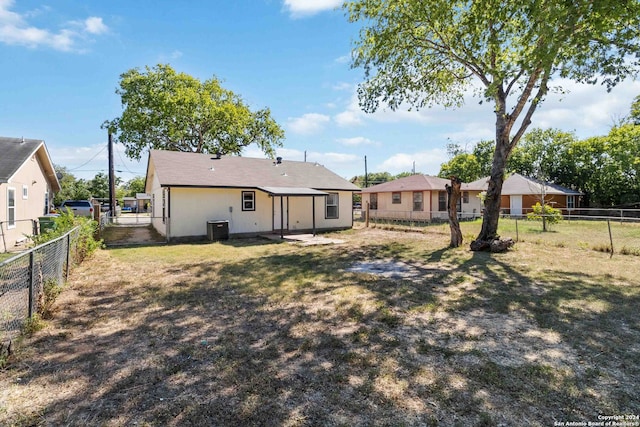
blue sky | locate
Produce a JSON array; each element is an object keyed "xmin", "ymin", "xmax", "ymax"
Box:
[{"xmin": 1, "ymin": 0, "xmax": 639, "ymax": 182}]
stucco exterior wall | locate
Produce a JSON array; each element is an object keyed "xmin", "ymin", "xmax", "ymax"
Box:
[
  {"xmin": 362, "ymin": 189, "xmax": 482, "ymax": 222},
  {"xmin": 149, "ymin": 186, "xmax": 353, "ymax": 240},
  {"xmin": 460, "ymin": 190, "xmax": 483, "ymax": 219},
  {"xmin": 1, "ymin": 153, "xmax": 53, "ymax": 249}
]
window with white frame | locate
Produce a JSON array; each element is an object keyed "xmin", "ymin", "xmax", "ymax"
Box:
[
  {"xmin": 242, "ymin": 191, "xmax": 255, "ymax": 211},
  {"xmin": 567, "ymin": 195, "xmax": 575, "ymax": 209},
  {"xmin": 7, "ymin": 188, "xmax": 16, "ymax": 228},
  {"xmin": 392, "ymin": 192, "xmax": 401, "ymax": 204},
  {"xmin": 326, "ymin": 193, "xmax": 339, "ymax": 219},
  {"xmin": 22, "ymin": 185, "xmax": 28, "ymax": 199},
  {"xmin": 463, "ymin": 191, "xmax": 469, "ymax": 204}
]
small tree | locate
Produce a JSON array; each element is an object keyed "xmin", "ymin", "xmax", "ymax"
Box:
[{"xmin": 527, "ymin": 202, "xmax": 563, "ymax": 229}]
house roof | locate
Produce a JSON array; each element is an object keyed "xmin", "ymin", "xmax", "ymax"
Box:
[
  {"xmin": 360, "ymin": 174, "xmax": 450, "ymax": 193},
  {"xmin": 0, "ymin": 137, "xmax": 60, "ymax": 192},
  {"xmin": 146, "ymin": 150, "xmax": 360, "ymax": 192},
  {"xmin": 258, "ymin": 187, "xmax": 329, "ymax": 196},
  {"xmin": 466, "ymin": 173, "xmax": 582, "ymax": 196}
]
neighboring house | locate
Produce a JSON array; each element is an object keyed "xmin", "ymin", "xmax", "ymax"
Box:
[
  {"xmin": 144, "ymin": 150, "xmax": 360, "ymax": 241},
  {"xmin": 466, "ymin": 173, "xmax": 582, "ymax": 216},
  {"xmin": 0, "ymin": 137, "xmax": 61, "ymax": 251},
  {"xmin": 360, "ymin": 174, "xmax": 483, "ymax": 221}
]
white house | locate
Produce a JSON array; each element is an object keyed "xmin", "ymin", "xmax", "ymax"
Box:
[
  {"xmin": 0, "ymin": 137, "xmax": 60, "ymax": 251},
  {"xmin": 144, "ymin": 150, "xmax": 360, "ymax": 241}
]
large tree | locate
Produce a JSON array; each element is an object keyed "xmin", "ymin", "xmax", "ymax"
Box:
[
  {"xmin": 104, "ymin": 64, "xmax": 285, "ymax": 161},
  {"xmin": 345, "ymin": 0, "xmax": 640, "ymax": 248}
]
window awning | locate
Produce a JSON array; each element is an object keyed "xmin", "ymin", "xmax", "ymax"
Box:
[{"xmin": 258, "ymin": 187, "xmax": 329, "ymax": 197}]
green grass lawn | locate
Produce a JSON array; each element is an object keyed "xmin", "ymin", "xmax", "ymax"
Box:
[{"xmin": 1, "ymin": 227, "xmax": 639, "ymax": 426}]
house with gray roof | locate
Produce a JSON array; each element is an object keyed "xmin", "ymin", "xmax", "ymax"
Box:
[
  {"xmin": 144, "ymin": 150, "xmax": 360, "ymax": 241},
  {"xmin": 0, "ymin": 137, "xmax": 60, "ymax": 251},
  {"xmin": 466, "ymin": 173, "xmax": 582, "ymax": 216}
]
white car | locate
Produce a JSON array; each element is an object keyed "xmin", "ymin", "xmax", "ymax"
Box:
[{"xmin": 60, "ymin": 200, "xmax": 95, "ymax": 217}]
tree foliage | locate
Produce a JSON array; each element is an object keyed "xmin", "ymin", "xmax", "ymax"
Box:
[
  {"xmin": 527, "ymin": 202, "xmax": 563, "ymax": 228},
  {"xmin": 53, "ymin": 165, "xmax": 91, "ymax": 205},
  {"xmin": 104, "ymin": 64, "xmax": 285, "ymax": 161},
  {"xmin": 345, "ymin": 0, "xmax": 640, "ymax": 244},
  {"xmin": 438, "ymin": 153, "xmax": 481, "ymax": 183},
  {"xmin": 124, "ymin": 176, "xmax": 146, "ymax": 197}
]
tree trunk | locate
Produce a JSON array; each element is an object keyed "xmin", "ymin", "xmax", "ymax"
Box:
[
  {"xmin": 447, "ymin": 177, "xmax": 463, "ymax": 247},
  {"xmin": 472, "ymin": 106, "xmax": 513, "ymax": 252},
  {"xmin": 476, "ymin": 133, "xmax": 509, "ymax": 243}
]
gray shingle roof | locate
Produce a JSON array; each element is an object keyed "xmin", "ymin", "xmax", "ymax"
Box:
[
  {"xmin": 360, "ymin": 174, "xmax": 450, "ymax": 193},
  {"xmin": 465, "ymin": 173, "xmax": 582, "ymax": 195},
  {"xmin": 0, "ymin": 137, "xmax": 43, "ymax": 182},
  {"xmin": 147, "ymin": 150, "xmax": 360, "ymax": 191},
  {"xmin": 0, "ymin": 137, "xmax": 60, "ymax": 192}
]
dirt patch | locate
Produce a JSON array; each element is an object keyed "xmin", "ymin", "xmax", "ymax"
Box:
[{"xmin": 102, "ymin": 225, "xmax": 166, "ymax": 246}]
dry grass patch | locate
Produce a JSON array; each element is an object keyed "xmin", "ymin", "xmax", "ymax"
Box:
[{"xmin": 1, "ymin": 229, "xmax": 639, "ymax": 426}]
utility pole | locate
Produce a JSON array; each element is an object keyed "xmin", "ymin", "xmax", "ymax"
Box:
[
  {"xmin": 108, "ymin": 132, "xmax": 116, "ymax": 218},
  {"xmin": 364, "ymin": 155, "xmax": 368, "ymax": 188}
]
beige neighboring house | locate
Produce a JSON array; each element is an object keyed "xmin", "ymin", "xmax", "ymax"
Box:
[
  {"xmin": 360, "ymin": 174, "xmax": 484, "ymax": 221},
  {"xmin": 144, "ymin": 150, "xmax": 360, "ymax": 241},
  {"xmin": 466, "ymin": 173, "xmax": 582, "ymax": 216},
  {"xmin": 0, "ymin": 137, "xmax": 60, "ymax": 251}
]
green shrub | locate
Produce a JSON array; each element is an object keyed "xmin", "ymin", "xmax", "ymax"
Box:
[
  {"xmin": 526, "ymin": 202, "xmax": 563, "ymax": 227},
  {"xmin": 34, "ymin": 211, "xmax": 102, "ymax": 262},
  {"xmin": 22, "ymin": 314, "xmax": 45, "ymax": 336},
  {"xmin": 38, "ymin": 278, "xmax": 63, "ymax": 319}
]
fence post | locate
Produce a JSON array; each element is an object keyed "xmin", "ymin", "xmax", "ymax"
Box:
[
  {"xmin": 28, "ymin": 251, "xmax": 35, "ymax": 317},
  {"xmin": 607, "ymin": 220, "xmax": 614, "ymax": 258},
  {"xmin": 1, "ymin": 222, "xmax": 6, "ymax": 253},
  {"xmin": 515, "ymin": 218, "xmax": 519, "ymax": 242},
  {"xmin": 65, "ymin": 232, "xmax": 71, "ymax": 281}
]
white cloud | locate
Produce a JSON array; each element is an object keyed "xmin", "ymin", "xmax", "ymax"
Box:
[
  {"xmin": 334, "ymin": 54, "xmax": 350, "ymax": 64},
  {"xmin": 332, "ymin": 82, "xmax": 352, "ymax": 91},
  {"xmin": 530, "ymin": 78, "xmax": 640, "ymax": 137},
  {"xmin": 336, "ymin": 136, "xmax": 377, "ymax": 146},
  {"xmin": 84, "ymin": 17, "xmax": 108, "ymax": 35},
  {"xmin": 377, "ymin": 149, "xmax": 448, "ymax": 176},
  {"xmin": 283, "ymin": 0, "xmax": 342, "ymax": 18},
  {"xmin": 0, "ymin": 0, "xmax": 108, "ymax": 52},
  {"xmin": 287, "ymin": 113, "xmax": 331, "ymax": 135},
  {"xmin": 334, "ymin": 109, "xmax": 364, "ymax": 127}
]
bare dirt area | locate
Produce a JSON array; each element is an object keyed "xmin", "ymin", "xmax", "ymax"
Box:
[
  {"xmin": 101, "ymin": 224, "xmax": 166, "ymax": 247},
  {"xmin": 1, "ymin": 227, "xmax": 639, "ymax": 426}
]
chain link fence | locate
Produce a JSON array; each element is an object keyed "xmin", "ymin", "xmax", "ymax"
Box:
[
  {"xmin": 0, "ymin": 227, "xmax": 80, "ymax": 343},
  {"xmin": 0, "ymin": 219, "xmax": 38, "ymax": 253}
]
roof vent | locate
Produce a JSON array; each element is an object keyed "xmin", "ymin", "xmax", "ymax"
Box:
[
  {"xmin": 276, "ymin": 156, "xmax": 283, "ymax": 164},
  {"xmin": 211, "ymin": 152, "xmax": 222, "ymax": 160}
]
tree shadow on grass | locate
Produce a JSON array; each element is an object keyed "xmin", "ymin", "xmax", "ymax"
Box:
[{"xmin": 4, "ymin": 239, "xmax": 640, "ymax": 426}]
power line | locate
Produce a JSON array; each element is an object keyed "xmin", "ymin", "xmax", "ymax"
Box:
[
  {"xmin": 115, "ymin": 146, "xmax": 139, "ymax": 176},
  {"xmin": 68, "ymin": 143, "xmax": 108, "ymax": 171}
]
